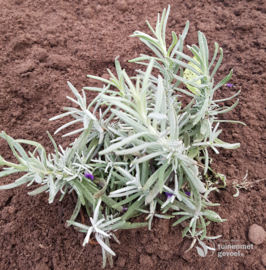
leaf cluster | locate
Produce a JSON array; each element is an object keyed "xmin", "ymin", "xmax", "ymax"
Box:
[{"xmin": 0, "ymin": 5, "xmax": 243, "ymax": 268}]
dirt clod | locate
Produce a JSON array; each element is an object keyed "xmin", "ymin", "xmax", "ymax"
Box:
[
  {"xmin": 116, "ymin": 0, "xmax": 128, "ymax": 12},
  {"xmin": 2, "ymin": 221, "xmax": 19, "ymax": 234},
  {"xmin": 34, "ymin": 262, "xmax": 50, "ymax": 270},
  {"xmin": 116, "ymin": 256, "xmax": 126, "ymax": 267},
  {"xmin": 17, "ymin": 60, "xmax": 35, "ymax": 74},
  {"xmin": 261, "ymin": 254, "xmax": 266, "ymax": 267},
  {"xmin": 101, "ymin": 73, "xmax": 110, "ymax": 80},
  {"xmin": 47, "ymin": 54, "xmax": 71, "ymax": 70},
  {"xmin": 84, "ymin": 7, "xmax": 94, "ymax": 19},
  {"xmin": 139, "ymin": 254, "xmax": 153, "ymax": 268},
  {"xmin": 33, "ymin": 47, "xmax": 48, "ymax": 61}
]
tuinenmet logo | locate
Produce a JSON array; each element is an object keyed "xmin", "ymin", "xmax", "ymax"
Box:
[{"xmin": 196, "ymin": 239, "xmax": 216, "ymax": 257}]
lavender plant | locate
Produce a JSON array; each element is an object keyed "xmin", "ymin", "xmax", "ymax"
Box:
[{"xmin": 0, "ymin": 5, "xmax": 244, "ymax": 268}]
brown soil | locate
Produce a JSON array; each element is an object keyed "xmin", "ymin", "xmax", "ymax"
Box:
[{"xmin": 0, "ymin": 0, "xmax": 266, "ymax": 269}]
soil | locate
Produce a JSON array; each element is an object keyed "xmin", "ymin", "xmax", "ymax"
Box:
[{"xmin": 0, "ymin": 0, "xmax": 266, "ymax": 269}]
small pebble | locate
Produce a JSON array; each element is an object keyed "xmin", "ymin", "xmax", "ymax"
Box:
[
  {"xmin": 7, "ymin": 206, "xmax": 15, "ymax": 214},
  {"xmin": 248, "ymin": 224, "xmax": 266, "ymax": 245}
]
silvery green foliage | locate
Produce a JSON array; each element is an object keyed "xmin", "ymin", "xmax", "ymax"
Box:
[
  {"xmin": 85, "ymin": 5, "xmax": 241, "ymax": 240},
  {"xmin": 0, "ymin": 5, "xmax": 243, "ymax": 268},
  {"xmin": 68, "ymin": 199, "xmax": 120, "ymax": 268},
  {"xmin": 68, "ymin": 197, "xmax": 150, "ymax": 268},
  {"xmin": 0, "ymin": 128, "xmax": 126, "ymax": 216},
  {"xmin": 137, "ymin": 199, "xmax": 174, "ymax": 230},
  {"xmin": 50, "ymin": 82, "xmax": 113, "ymax": 143},
  {"xmin": 0, "ymin": 130, "xmax": 95, "ymax": 204}
]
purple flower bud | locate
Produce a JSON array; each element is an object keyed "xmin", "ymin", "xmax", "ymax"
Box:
[
  {"xmin": 85, "ymin": 172, "xmax": 94, "ymax": 180},
  {"xmin": 225, "ymin": 83, "xmax": 234, "ymax": 87},
  {"xmin": 165, "ymin": 192, "xmax": 174, "ymax": 199},
  {"xmin": 122, "ymin": 206, "xmax": 128, "ymax": 212},
  {"xmin": 185, "ymin": 191, "xmax": 191, "ymax": 196}
]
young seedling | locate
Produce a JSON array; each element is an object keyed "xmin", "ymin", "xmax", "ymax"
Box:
[{"xmin": 232, "ymin": 171, "xmax": 266, "ymax": 197}]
